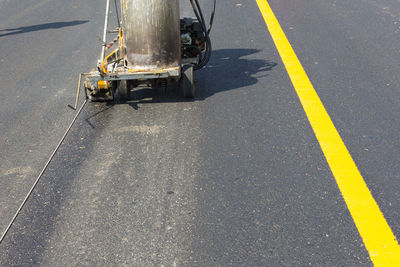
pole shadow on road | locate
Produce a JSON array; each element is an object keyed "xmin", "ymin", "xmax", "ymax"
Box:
[
  {"xmin": 0, "ymin": 20, "xmax": 89, "ymax": 38},
  {"xmin": 124, "ymin": 48, "xmax": 277, "ymax": 109}
]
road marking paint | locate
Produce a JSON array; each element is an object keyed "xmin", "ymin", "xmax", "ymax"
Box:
[{"xmin": 255, "ymin": 0, "xmax": 400, "ymax": 265}]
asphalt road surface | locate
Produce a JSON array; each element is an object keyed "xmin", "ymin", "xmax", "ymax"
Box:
[{"xmin": 1, "ymin": 0, "xmax": 399, "ymax": 265}]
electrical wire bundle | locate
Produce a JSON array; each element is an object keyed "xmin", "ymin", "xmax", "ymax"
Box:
[{"xmin": 189, "ymin": 0, "xmax": 216, "ymax": 70}]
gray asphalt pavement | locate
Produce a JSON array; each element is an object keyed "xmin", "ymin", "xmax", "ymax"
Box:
[{"xmin": 0, "ymin": 0, "xmax": 399, "ymax": 265}]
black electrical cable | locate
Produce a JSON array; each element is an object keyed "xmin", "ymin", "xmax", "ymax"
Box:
[
  {"xmin": 208, "ymin": 0, "xmax": 216, "ymax": 35},
  {"xmin": 197, "ymin": 0, "xmax": 214, "ymax": 68},
  {"xmin": 194, "ymin": 0, "xmax": 207, "ymax": 30},
  {"xmin": 189, "ymin": 0, "xmax": 216, "ymax": 70}
]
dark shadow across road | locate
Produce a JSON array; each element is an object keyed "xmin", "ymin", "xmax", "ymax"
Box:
[{"xmin": 0, "ymin": 20, "xmax": 89, "ymax": 37}]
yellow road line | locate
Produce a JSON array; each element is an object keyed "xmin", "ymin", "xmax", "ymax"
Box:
[{"xmin": 255, "ymin": 0, "xmax": 400, "ymax": 265}]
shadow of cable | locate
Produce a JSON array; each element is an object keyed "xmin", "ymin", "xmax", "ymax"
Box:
[{"xmin": 0, "ymin": 20, "xmax": 89, "ymax": 37}]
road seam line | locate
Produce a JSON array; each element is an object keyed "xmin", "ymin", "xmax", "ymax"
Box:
[{"xmin": 255, "ymin": 0, "xmax": 400, "ymax": 265}]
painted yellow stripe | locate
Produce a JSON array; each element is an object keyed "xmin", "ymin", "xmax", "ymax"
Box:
[{"xmin": 255, "ymin": 0, "xmax": 400, "ymax": 265}]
